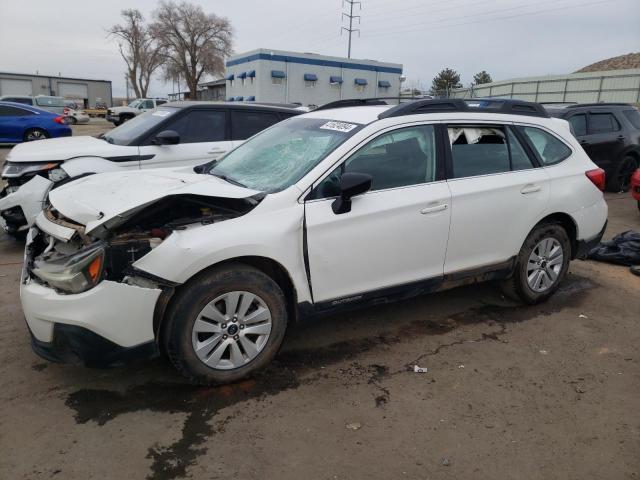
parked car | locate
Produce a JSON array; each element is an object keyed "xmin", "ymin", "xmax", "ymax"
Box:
[
  {"xmin": 631, "ymin": 168, "xmax": 640, "ymax": 211},
  {"xmin": 63, "ymin": 107, "xmax": 90, "ymax": 124},
  {"xmin": 106, "ymin": 98, "xmax": 169, "ymax": 126},
  {"xmin": 545, "ymin": 103, "xmax": 640, "ymax": 191},
  {"xmin": 21, "ymin": 98, "xmax": 608, "ymax": 385},
  {"xmin": 0, "ymin": 95, "xmax": 68, "ymax": 115},
  {"xmin": 0, "ymin": 101, "xmax": 71, "ymax": 144},
  {"xmin": 0, "ymin": 102, "xmax": 300, "ymax": 234}
]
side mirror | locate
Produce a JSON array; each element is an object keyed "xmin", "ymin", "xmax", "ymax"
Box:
[
  {"xmin": 153, "ymin": 130, "xmax": 180, "ymax": 145},
  {"xmin": 332, "ymin": 172, "xmax": 372, "ymax": 214}
]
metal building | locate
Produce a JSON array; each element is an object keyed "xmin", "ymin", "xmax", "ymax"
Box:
[
  {"xmin": 224, "ymin": 49, "xmax": 403, "ymax": 106},
  {"xmin": 451, "ymin": 69, "xmax": 640, "ymax": 104},
  {"xmin": 0, "ymin": 72, "xmax": 113, "ymax": 108}
]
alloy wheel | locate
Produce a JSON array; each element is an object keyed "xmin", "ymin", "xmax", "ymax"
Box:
[
  {"xmin": 26, "ymin": 130, "xmax": 45, "ymax": 141},
  {"xmin": 191, "ymin": 291, "xmax": 272, "ymax": 370},
  {"xmin": 526, "ymin": 238, "xmax": 563, "ymax": 292}
]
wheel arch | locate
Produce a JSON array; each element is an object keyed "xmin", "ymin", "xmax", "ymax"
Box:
[
  {"xmin": 154, "ymin": 255, "xmax": 300, "ymax": 349},
  {"xmin": 529, "ymin": 212, "xmax": 579, "ymax": 259}
]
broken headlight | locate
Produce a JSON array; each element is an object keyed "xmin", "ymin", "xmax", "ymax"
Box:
[
  {"xmin": 32, "ymin": 244, "xmax": 104, "ymax": 294},
  {"xmin": 48, "ymin": 168, "xmax": 68, "ymax": 183},
  {"xmin": 1, "ymin": 162, "xmax": 59, "ymax": 178}
]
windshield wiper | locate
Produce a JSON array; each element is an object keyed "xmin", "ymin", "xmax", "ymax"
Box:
[{"xmin": 211, "ymin": 172, "xmax": 247, "ymax": 188}]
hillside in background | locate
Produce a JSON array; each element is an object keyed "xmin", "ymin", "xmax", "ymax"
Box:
[{"xmin": 575, "ymin": 52, "xmax": 640, "ymax": 73}]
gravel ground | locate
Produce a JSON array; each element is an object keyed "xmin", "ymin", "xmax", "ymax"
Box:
[{"xmin": 0, "ymin": 125, "xmax": 639, "ymax": 480}]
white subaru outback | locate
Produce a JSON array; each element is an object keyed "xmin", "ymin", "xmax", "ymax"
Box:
[{"xmin": 20, "ymin": 98, "xmax": 608, "ymax": 384}]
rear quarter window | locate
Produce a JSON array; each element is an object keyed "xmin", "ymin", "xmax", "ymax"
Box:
[
  {"xmin": 521, "ymin": 127, "xmax": 572, "ymax": 166},
  {"xmin": 623, "ymin": 109, "xmax": 640, "ymax": 129}
]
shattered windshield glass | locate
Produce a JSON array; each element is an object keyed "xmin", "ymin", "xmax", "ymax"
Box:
[{"xmin": 209, "ymin": 117, "xmax": 363, "ymax": 192}]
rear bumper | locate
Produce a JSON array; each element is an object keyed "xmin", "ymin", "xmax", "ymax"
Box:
[
  {"xmin": 575, "ymin": 221, "xmax": 607, "ymax": 259},
  {"xmin": 30, "ymin": 323, "xmax": 158, "ymax": 367},
  {"xmin": 631, "ymin": 169, "xmax": 640, "ymax": 201}
]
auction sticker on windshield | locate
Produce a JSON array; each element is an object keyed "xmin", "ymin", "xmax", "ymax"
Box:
[{"xmin": 319, "ymin": 121, "xmax": 360, "ymax": 132}]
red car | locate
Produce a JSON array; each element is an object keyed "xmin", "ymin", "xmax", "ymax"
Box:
[{"xmin": 632, "ymin": 169, "xmax": 640, "ymax": 211}]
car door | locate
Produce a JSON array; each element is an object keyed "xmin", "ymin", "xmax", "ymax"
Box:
[
  {"xmin": 583, "ymin": 111, "xmax": 625, "ymax": 169},
  {"xmin": 0, "ymin": 105, "xmax": 34, "ymax": 142},
  {"xmin": 444, "ymin": 123, "xmax": 550, "ymax": 274},
  {"xmin": 305, "ymin": 124, "xmax": 451, "ymax": 303},
  {"xmin": 138, "ymin": 108, "xmax": 233, "ymax": 169}
]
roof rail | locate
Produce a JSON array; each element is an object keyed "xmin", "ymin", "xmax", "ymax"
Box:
[
  {"xmin": 565, "ymin": 102, "xmax": 632, "ymax": 108},
  {"xmin": 378, "ymin": 98, "xmax": 550, "ymax": 119},
  {"xmin": 315, "ymin": 97, "xmax": 412, "ymax": 111}
]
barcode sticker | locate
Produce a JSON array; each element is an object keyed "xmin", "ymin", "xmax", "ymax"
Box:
[{"xmin": 319, "ymin": 121, "xmax": 359, "ymax": 132}]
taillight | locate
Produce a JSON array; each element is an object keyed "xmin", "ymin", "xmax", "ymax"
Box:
[
  {"xmin": 63, "ymin": 107, "xmax": 70, "ymax": 115},
  {"xmin": 53, "ymin": 116, "xmax": 68, "ymax": 125},
  {"xmin": 585, "ymin": 168, "xmax": 606, "ymax": 192}
]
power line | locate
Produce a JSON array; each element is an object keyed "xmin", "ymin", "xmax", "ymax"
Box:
[{"xmin": 341, "ymin": 0, "xmax": 361, "ymax": 58}]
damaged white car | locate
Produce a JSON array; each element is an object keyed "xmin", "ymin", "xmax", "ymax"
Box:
[
  {"xmin": 21, "ymin": 99, "xmax": 608, "ymax": 384},
  {"xmin": 0, "ymin": 101, "xmax": 299, "ymax": 234}
]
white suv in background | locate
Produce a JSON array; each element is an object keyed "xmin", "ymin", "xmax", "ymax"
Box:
[
  {"xmin": 0, "ymin": 102, "xmax": 300, "ymax": 234},
  {"xmin": 105, "ymin": 98, "xmax": 168, "ymax": 126},
  {"xmin": 20, "ymin": 98, "xmax": 608, "ymax": 385}
]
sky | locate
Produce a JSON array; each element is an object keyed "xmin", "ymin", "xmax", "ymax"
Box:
[{"xmin": 0, "ymin": 0, "xmax": 638, "ymax": 98}]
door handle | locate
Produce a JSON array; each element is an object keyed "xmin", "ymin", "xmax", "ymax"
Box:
[
  {"xmin": 208, "ymin": 149, "xmax": 226, "ymax": 154},
  {"xmin": 521, "ymin": 184, "xmax": 542, "ymax": 194},
  {"xmin": 420, "ymin": 204, "xmax": 448, "ymax": 214}
]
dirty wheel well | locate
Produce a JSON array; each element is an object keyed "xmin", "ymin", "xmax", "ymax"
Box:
[
  {"xmin": 155, "ymin": 256, "xmax": 298, "ymax": 354},
  {"xmin": 533, "ymin": 213, "xmax": 578, "ymax": 258}
]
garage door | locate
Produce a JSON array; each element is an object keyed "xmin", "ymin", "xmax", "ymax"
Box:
[
  {"xmin": 58, "ymin": 82, "xmax": 88, "ymax": 99},
  {"xmin": 0, "ymin": 78, "xmax": 33, "ymax": 95}
]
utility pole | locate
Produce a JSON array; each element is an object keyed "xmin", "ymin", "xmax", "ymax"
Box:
[{"xmin": 341, "ymin": 0, "xmax": 361, "ymax": 58}]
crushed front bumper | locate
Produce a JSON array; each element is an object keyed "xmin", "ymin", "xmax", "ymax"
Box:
[{"xmin": 0, "ymin": 175, "xmax": 53, "ymax": 232}]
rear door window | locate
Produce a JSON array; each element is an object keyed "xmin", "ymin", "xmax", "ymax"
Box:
[
  {"xmin": 520, "ymin": 127, "xmax": 572, "ymax": 166},
  {"xmin": 588, "ymin": 112, "xmax": 620, "ymax": 133},
  {"xmin": 623, "ymin": 109, "xmax": 640, "ymax": 129},
  {"xmin": 164, "ymin": 109, "xmax": 226, "ymax": 143},
  {"xmin": 231, "ymin": 110, "xmax": 281, "ymax": 140},
  {"xmin": 448, "ymin": 126, "xmax": 511, "ymax": 178},
  {"xmin": 567, "ymin": 114, "xmax": 587, "ymax": 136}
]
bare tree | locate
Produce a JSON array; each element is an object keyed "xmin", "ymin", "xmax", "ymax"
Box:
[
  {"xmin": 151, "ymin": 1, "xmax": 233, "ymax": 97},
  {"xmin": 108, "ymin": 9, "xmax": 164, "ymax": 98}
]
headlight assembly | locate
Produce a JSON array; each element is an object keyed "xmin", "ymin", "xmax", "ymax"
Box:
[
  {"xmin": 32, "ymin": 244, "xmax": 104, "ymax": 294},
  {"xmin": 1, "ymin": 162, "xmax": 60, "ymax": 179},
  {"xmin": 48, "ymin": 168, "xmax": 68, "ymax": 183}
]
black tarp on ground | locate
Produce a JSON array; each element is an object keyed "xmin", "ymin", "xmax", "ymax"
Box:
[{"xmin": 588, "ymin": 230, "xmax": 640, "ymax": 266}]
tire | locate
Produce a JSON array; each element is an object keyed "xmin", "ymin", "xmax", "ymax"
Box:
[
  {"xmin": 501, "ymin": 223, "xmax": 571, "ymax": 304},
  {"xmin": 68, "ymin": 117, "xmax": 77, "ymax": 125},
  {"xmin": 120, "ymin": 115, "xmax": 133, "ymax": 124},
  {"xmin": 112, "ymin": 120, "xmax": 122, "ymax": 127},
  {"xmin": 607, "ymin": 155, "xmax": 638, "ymax": 192},
  {"xmin": 163, "ymin": 263, "xmax": 288, "ymax": 385},
  {"xmin": 23, "ymin": 128, "xmax": 48, "ymax": 142}
]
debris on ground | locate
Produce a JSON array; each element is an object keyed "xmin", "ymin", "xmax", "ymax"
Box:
[
  {"xmin": 413, "ymin": 365, "xmax": 428, "ymax": 373},
  {"xmin": 441, "ymin": 457, "xmax": 451, "ymax": 467},
  {"xmin": 345, "ymin": 422, "xmax": 362, "ymax": 431},
  {"xmin": 458, "ymin": 364, "xmax": 465, "ymax": 369},
  {"xmin": 579, "ymin": 314, "xmax": 588, "ymax": 319},
  {"xmin": 588, "ymin": 230, "xmax": 640, "ymax": 266},
  {"xmin": 539, "ymin": 350, "xmax": 548, "ymax": 355}
]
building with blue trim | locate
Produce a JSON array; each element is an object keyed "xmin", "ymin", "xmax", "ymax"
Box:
[{"xmin": 224, "ymin": 49, "xmax": 403, "ymax": 106}]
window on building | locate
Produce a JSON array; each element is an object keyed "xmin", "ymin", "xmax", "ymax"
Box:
[{"xmin": 589, "ymin": 112, "xmax": 621, "ymax": 134}]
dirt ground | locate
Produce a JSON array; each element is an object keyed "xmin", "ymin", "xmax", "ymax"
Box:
[{"xmin": 0, "ymin": 122, "xmax": 639, "ymax": 479}]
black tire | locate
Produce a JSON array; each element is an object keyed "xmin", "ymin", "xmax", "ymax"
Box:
[
  {"xmin": 112, "ymin": 120, "xmax": 122, "ymax": 127},
  {"xmin": 607, "ymin": 155, "xmax": 638, "ymax": 192},
  {"xmin": 163, "ymin": 263, "xmax": 288, "ymax": 385},
  {"xmin": 23, "ymin": 128, "xmax": 49, "ymax": 142},
  {"xmin": 120, "ymin": 115, "xmax": 133, "ymax": 124},
  {"xmin": 68, "ymin": 117, "xmax": 77, "ymax": 125},
  {"xmin": 501, "ymin": 223, "xmax": 571, "ymax": 304}
]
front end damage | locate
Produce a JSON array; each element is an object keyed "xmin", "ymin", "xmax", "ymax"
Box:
[{"xmin": 22, "ymin": 193, "xmax": 262, "ymax": 367}]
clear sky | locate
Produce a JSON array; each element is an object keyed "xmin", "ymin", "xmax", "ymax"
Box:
[{"xmin": 1, "ymin": 0, "xmax": 638, "ymax": 97}]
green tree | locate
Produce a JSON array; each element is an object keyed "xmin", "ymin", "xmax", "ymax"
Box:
[
  {"xmin": 430, "ymin": 68, "xmax": 462, "ymax": 97},
  {"xmin": 473, "ymin": 71, "xmax": 493, "ymax": 85}
]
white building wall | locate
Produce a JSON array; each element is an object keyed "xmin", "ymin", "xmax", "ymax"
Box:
[{"xmin": 225, "ymin": 49, "xmax": 403, "ymax": 106}]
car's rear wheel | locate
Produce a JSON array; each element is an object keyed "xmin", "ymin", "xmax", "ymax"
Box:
[
  {"xmin": 607, "ymin": 155, "xmax": 638, "ymax": 192},
  {"xmin": 23, "ymin": 128, "xmax": 48, "ymax": 142},
  {"xmin": 67, "ymin": 116, "xmax": 77, "ymax": 125},
  {"xmin": 501, "ymin": 223, "xmax": 571, "ymax": 304},
  {"xmin": 120, "ymin": 115, "xmax": 133, "ymax": 124},
  {"xmin": 163, "ymin": 263, "xmax": 288, "ymax": 385}
]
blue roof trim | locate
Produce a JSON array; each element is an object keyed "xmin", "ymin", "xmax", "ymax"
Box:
[
  {"xmin": 225, "ymin": 73, "xmax": 234, "ymax": 80},
  {"xmin": 247, "ymin": 70, "xmax": 256, "ymax": 78},
  {"xmin": 329, "ymin": 75, "xmax": 343, "ymax": 84},
  {"xmin": 227, "ymin": 53, "xmax": 402, "ymax": 74},
  {"xmin": 378, "ymin": 80, "xmax": 391, "ymax": 88},
  {"xmin": 304, "ymin": 73, "xmax": 318, "ymax": 82},
  {"xmin": 246, "ymin": 96, "xmax": 255, "ymax": 101},
  {"xmin": 271, "ymin": 70, "xmax": 286, "ymax": 78},
  {"xmin": 237, "ymin": 71, "xmax": 247, "ymax": 79},
  {"xmin": 354, "ymin": 78, "xmax": 368, "ymax": 86}
]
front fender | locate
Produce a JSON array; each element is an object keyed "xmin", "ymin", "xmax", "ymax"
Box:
[
  {"xmin": 0, "ymin": 175, "xmax": 53, "ymax": 228},
  {"xmin": 61, "ymin": 157, "xmax": 129, "ymax": 177}
]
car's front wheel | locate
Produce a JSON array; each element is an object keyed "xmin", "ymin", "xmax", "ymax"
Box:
[
  {"xmin": 501, "ymin": 223, "xmax": 571, "ymax": 304},
  {"xmin": 164, "ymin": 263, "xmax": 288, "ymax": 385}
]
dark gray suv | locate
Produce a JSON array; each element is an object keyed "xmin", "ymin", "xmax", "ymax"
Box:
[{"xmin": 545, "ymin": 103, "xmax": 640, "ymax": 191}]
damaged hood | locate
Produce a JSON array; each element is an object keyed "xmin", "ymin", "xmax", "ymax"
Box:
[
  {"xmin": 6, "ymin": 136, "xmax": 121, "ymax": 163},
  {"xmin": 48, "ymin": 169, "xmax": 261, "ymax": 233}
]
